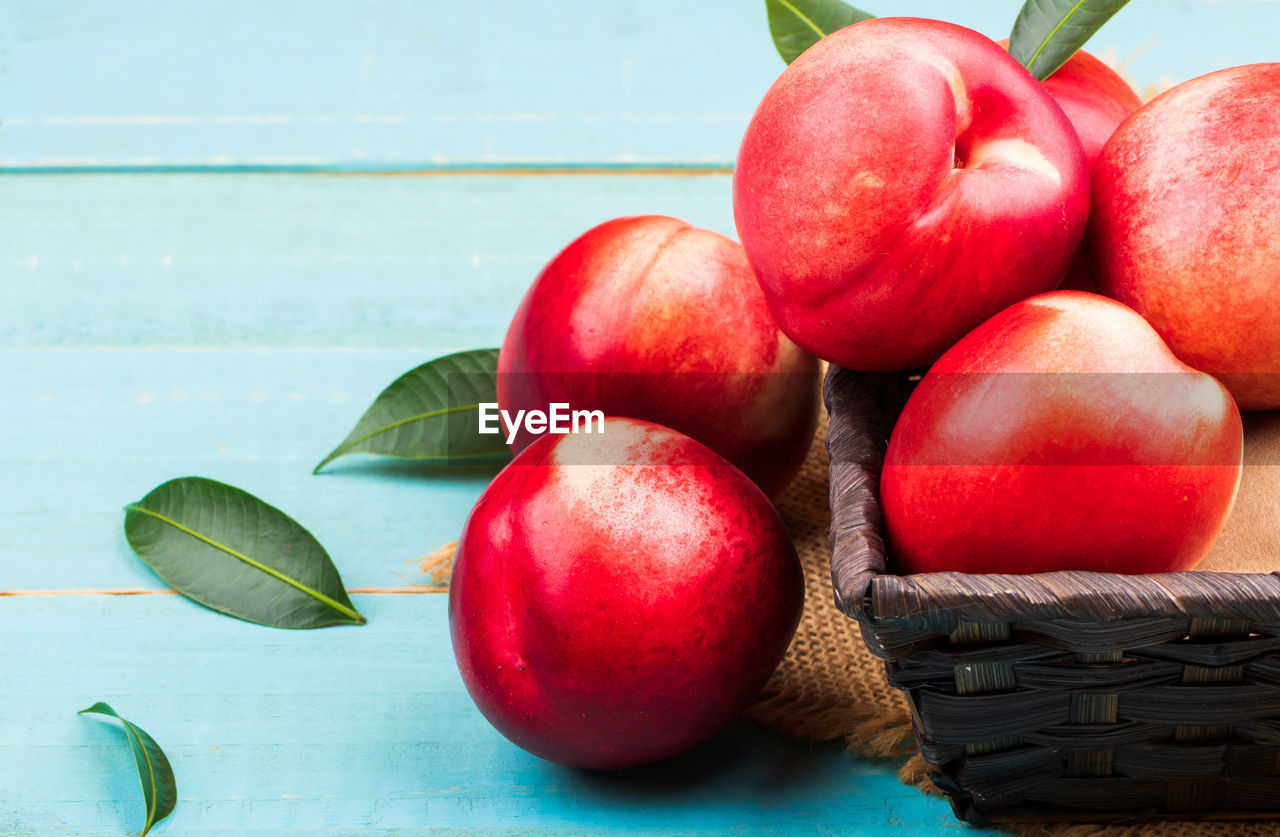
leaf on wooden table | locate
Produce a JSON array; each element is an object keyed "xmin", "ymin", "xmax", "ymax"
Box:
[
  {"xmin": 766, "ymin": 0, "xmax": 873, "ymax": 64},
  {"xmin": 79, "ymin": 703, "xmax": 176, "ymax": 837},
  {"xmin": 314, "ymin": 348, "xmax": 509, "ymax": 474},
  {"xmin": 124, "ymin": 477, "xmax": 366, "ymax": 628},
  {"xmin": 1009, "ymin": 0, "xmax": 1132, "ymax": 81}
]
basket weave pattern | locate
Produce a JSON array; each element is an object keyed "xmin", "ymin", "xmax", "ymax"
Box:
[{"xmin": 824, "ymin": 365, "xmax": 1280, "ymax": 825}]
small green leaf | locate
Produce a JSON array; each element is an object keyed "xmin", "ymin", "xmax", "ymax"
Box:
[
  {"xmin": 124, "ymin": 477, "xmax": 365, "ymax": 629},
  {"xmin": 79, "ymin": 703, "xmax": 177, "ymax": 837},
  {"xmin": 1009, "ymin": 0, "xmax": 1131, "ymax": 81},
  {"xmin": 766, "ymin": 0, "xmax": 873, "ymax": 64},
  {"xmin": 314, "ymin": 348, "xmax": 509, "ymax": 474}
]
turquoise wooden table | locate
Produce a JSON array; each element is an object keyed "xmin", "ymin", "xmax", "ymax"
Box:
[{"xmin": 2, "ymin": 2, "xmax": 1274, "ymax": 833}]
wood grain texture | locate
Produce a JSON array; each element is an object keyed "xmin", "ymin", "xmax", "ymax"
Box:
[
  {"xmin": 3, "ymin": 1, "xmax": 1279, "ymax": 169},
  {"xmin": 0, "ymin": 174, "xmax": 734, "ymax": 349},
  {"xmin": 0, "ymin": 595, "xmax": 974, "ymax": 834},
  {"xmin": 1, "ymin": 347, "xmax": 500, "ymax": 590},
  {"xmin": 0, "ymin": 174, "xmax": 734, "ymax": 592}
]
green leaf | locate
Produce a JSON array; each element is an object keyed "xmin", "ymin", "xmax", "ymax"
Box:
[
  {"xmin": 123, "ymin": 477, "xmax": 366, "ymax": 629},
  {"xmin": 1009, "ymin": 0, "xmax": 1131, "ymax": 81},
  {"xmin": 766, "ymin": 0, "xmax": 873, "ymax": 64},
  {"xmin": 314, "ymin": 348, "xmax": 509, "ymax": 474},
  {"xmin": 79, "ymin": 703, "xmax": 177, "ymax": 837}
]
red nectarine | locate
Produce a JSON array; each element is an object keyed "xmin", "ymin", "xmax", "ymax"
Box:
[
  {"xmin": 449, "ymin": 418, "xmax": 805, "ymax": 768},
  {"xmin": 1091, "ymin": 63, "xmax": 1280, "ymax": 409},
  {"xmin": 882, "ymin": 291, "xmax": 1242, "ymax": 576},
  {"xmin": 498, "ymin": 215, "xmax": 820, "ymax": 499},
  {"xmin": 734, "ymin": 17, "xmax": 1089, "ymax": 370},
  {"xmin": 1002, "ymin": 42, "xmax": 1142, "ymax": 293}
]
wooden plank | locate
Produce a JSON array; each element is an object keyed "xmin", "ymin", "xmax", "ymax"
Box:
[
  {"xmin": 1, "ymin": 347, "xmax": 499, "ymax": 590},
  {"xmin": 2, "ymin": 1, "xmax": 1277, "ymax": 169},
  {"xmin": 0, "ymin": 594, "xmax": 976, "ymax": 834},
  {"xmin": 0, "ymin": 173, "xmax": 736, "ymax": 591},
  {"xmin": 1, "ymin": 174, "xmax": 734, "ymax": 349}
]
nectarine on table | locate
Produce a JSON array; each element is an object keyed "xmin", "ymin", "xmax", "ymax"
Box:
[{"xmin": 449, "ymin": 418, "xmax": 805, "ymax": 769}]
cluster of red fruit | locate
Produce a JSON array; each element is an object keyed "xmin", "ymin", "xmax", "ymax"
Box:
[{"xmin": 451, "ymin": 17, "xmax": 1277, "ymax": 769}]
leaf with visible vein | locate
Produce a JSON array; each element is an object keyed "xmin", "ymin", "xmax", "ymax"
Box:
[
  {"xmin": 79, "ymin": 703, "xmax": 176, "ymax": 837},
  {"xmin": 124, "ymin": 477, "xmax": 365, "ymax": 628},
  {"xmin": 1009, "ymin": 0, "xmax": 1131, "ymax": 81},
  {"xmin": 766, "ymin": 0, "xmax": 873, "ymax": 64},
  {"xmin": 314, "ymin": 348, "xmax": 509, "ymax": 474}
]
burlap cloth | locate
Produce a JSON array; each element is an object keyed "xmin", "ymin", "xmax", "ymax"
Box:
[
  {"xmin": 742, "ymin": 411, "xmax": 920, "ymax": 779},
  {"xmin": 745, "ymin": 410, "xmax": 1280, "ymax": 837}
]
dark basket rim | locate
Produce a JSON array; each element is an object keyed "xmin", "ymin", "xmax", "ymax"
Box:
[{"xmin": 823, "ymin": 364, "xmax": 1280, "ymax": 633}]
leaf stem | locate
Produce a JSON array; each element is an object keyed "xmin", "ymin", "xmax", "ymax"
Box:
[
  {"xmin": 313, "ymin": 402, "xmax": 483, "ymax": 474},
  {"xmin": 776, "ymin": 0, "xmax": 828, "ymax": 39},
  {"xmin": 1024, "ymin": 0, "xmax": 1088, "ymax": 74},
  {"xmin": 121, "ymin": 719, "xmax": 159, "ymax": 834},
  {"xmin": 79, "ymin": 702, "xmax": 175, "ymax": 837}
]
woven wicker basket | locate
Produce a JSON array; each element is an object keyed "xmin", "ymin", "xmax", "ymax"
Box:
[{"xmin": 824, "ymin": 365, "xmax": 1280, "ymax": 826}]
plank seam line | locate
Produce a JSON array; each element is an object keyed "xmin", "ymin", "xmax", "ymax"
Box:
[
  {"xmin": 0, "ymin": 164, "xmax": 735, "ymax": 176},
  {"xmin": 0, "ymin": 587, "xmax": 446, "ymax": 597}
]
